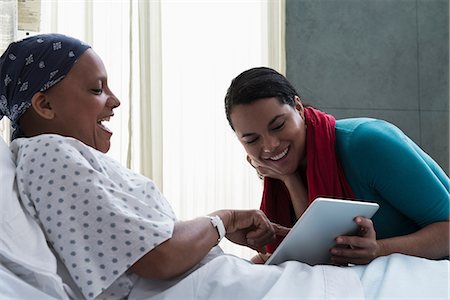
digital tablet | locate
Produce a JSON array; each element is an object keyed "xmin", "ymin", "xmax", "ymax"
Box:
[{"xmin": 265, "ymin": 197, "xmax": 379, "ymax": 266}]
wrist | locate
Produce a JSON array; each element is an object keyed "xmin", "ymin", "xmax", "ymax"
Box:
[
  {"xmin": 282, "ymin": 172, "xmax": 303, "ymax": 186},
  {"xmin": 212, "ymin": 210, "xmax": 233, "ymax": 233},
  {"xmin": 377, "ymin": 239, "xmax": 390, "ymax": 257},
  {"xmin": 205, "ymin": 214, "xmax": 226, "ymax": 244}
]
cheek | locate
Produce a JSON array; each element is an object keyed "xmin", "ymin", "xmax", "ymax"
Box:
[{"xmin": 242, "ymin": 144, "xmax": 260, "ymax": 158}]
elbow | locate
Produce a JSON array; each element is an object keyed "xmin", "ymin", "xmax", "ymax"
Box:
[{"xmin": 129, "ymin": 248, "xmax": 182, "ymax": 280}]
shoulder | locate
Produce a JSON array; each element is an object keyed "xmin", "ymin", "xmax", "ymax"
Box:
[
  {"xmin": 336, "ymin": 118, "xmax": 403, "ymax": 140},
  {"xmin": 334, "ymin": 118, "xmax": 420, "ymax": 177},
  {"xmin": 10, "ymin": 134, "xmax": 107, "ymax": 174},
  {"xmin": 11, "ymin": 134, "xmax": 98, "ymax": 159},
  {"xmin": 335, "ymin": 118, "xmax": 409, "ymax": 152},
  {"xmin": 11, "ymin": 134, "xmax": 89, "ymax": 152}
]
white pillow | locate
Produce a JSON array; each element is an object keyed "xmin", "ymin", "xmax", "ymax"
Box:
[
  {"xmin": 0, "ymin": 264, "xmax": 60, "ymax": 300},
  {"xmin": 0, "ymin": 137, "xmax": 69, "ymax": 299}
]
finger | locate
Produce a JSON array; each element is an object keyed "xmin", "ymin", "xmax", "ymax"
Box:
[
  {"xmin": 248, "ymin": 157, "xmax": 272, "ymax": 173},
  {"xmin": 247, "ymin": 229, "xmax": 276, "ymax": 249},
  {"xmin": 330, "ymin": 248, "xmax": 374, "ymax": 264},
  {"xmin": 271, "ymin": 223, "xmax": 291, "ymax": 236},
  {"xmin": 247, "ymin": 219, "xmax": 286, "ymax": 247},
  {"xmin": 258, "ymin": 253, "xmax": 270, "ymax": 264},
  {"xmin": 255, "ymin": 165, "xmax": 266, "ymax": 174},
  {"xmin": 246, "ymin": 155, "xmax": 256, "ymax": 168},
  {"xmin": 330, "ymin": 246, "xmax": 367, "ymax": 258},
  {"xmin": 335, "ymin": 235, "xmax": 376, "ymax": 254},
  {"xmin": 245, "ymin": 223, "xmax": 275, "ymax": 241},
  {"xmin": 250, "ymin": 253, "xmax": 265, "ymax": 264},
  {"xmin": 354, "ymin": 217, "xmax": 376, "ymax": 239},
  {"xmin": 335, "ymin": 236, "xmax": 362, "ymax": 247},
  {"xmin": 247, "ymin": 156, "xmax": 265, "ymax": 169},
  {"xmin": 255, "ymin": 219, "xmax": 286, "ymax": 237}
]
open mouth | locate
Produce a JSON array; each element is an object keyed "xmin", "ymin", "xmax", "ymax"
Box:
[
  {"xmin": 97, "ymin": 116, "xmax": 112, "ymax": 134},
  {"xmin": 268, "ymin": 147, "xmax": 289, "ymax": 161}
]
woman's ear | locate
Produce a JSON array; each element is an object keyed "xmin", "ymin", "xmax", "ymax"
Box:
[
  {"xmin": 294, "ymin": 95, "xmax": 305, "ymax": 119},
  {"xmin": 31, "ymin": 92, "xmax": 55, "ymax": 120}
]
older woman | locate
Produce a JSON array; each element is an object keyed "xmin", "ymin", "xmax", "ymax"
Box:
[
  {"xmin": 0, "ymin": 33, "xmax": 288, "ymax": 299},
  {"xmin": 225, "ymin": 67, "xmax": 449, "ymax": 265}
]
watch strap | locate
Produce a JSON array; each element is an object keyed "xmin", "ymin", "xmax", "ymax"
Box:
[{"xmin": 205, "ymin": 215, "xmax": 226, "ymax": 244}]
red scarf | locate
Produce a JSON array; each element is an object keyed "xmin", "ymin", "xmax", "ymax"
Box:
[{"xmin": 260, "ymin": 107, "xmax": 354, "ymax": 253}]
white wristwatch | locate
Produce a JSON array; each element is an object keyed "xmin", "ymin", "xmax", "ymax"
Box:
[{"xmin": 205, "ymin": 215, "xmax": 226, "ymax": 244}]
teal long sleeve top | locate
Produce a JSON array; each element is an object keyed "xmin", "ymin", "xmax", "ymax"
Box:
[{"xmin": 335, "ymin": 118, "xmax": 449, "ymax": 239}]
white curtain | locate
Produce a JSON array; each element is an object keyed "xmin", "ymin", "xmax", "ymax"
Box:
[
  {"xmin": 0, "ymin": 0, "xmax": 285, "ymax": 259},
  {"xmin": 137, "ymin": 0, "xmax": 164, "ymax": 188},
  {"xmin": 267, "ymin": 0, "xmax": 286, "ymax": 75},
  {"xmin": 160, "ymin": 0, "xmax": 285, "ymax": 259}
]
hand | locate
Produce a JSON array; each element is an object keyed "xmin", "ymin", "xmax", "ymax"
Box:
[
  {"xmin": 219, "ymin": 209, "xmax": 290, "ymax": 253},
  {"xmin": 330, "ymin": 217, "xmax": 380, "ymax": 265},
  {"xmin": 247, "ymin": 155, "xmax": 289, "ymax": 182}
]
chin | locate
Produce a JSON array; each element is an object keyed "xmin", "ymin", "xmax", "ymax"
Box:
[
  {"xmin": 98, "ymin": 142, "xmax": 111, "ymax": 153},
  {"xmin": 93, "ymin": 133, "xmax": 111, "ymax": 153}
]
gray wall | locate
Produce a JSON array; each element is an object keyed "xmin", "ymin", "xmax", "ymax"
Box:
[{"xmin": 286, "ymin": 0, "xmax": 449, "ymax": 174}]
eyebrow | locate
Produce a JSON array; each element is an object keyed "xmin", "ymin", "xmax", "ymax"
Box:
[
  {"xmin": 241, "ymin": 114, "xmax": 285, "ymax": 138},
  {"xmin": 83, "ymin": 76, "xmax": 106, "ymax": 86},
  {"xmin": 96, "ymin": 76, "xmax": 107, "ymax": 83}
]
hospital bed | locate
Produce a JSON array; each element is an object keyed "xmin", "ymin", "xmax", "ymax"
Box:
[{"xmin": 1, "ymin": 137, "xmax": 448, "ymax": 299}]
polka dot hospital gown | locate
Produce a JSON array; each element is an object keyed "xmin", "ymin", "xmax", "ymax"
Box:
[{"xmin": 11, "ymin": 134, "xmax": 177, "ymax": 299}]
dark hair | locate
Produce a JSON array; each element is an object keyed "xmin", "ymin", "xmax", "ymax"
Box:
[{"xmin": 224, "ymin": 67, "xmax": 299, "ymax": 130}]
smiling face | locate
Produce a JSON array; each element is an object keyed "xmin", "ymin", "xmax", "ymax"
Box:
[
  {"xmin": 230, "ymin": 96, "xmax": 307, "ymax": 176},
  {"xmin": 24, "ymin": 49, "xmax": 120, "ymax": 153}
]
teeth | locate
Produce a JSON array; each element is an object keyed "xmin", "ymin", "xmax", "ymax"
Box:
[
  {"xmin": 97, "ymin": 116, "xmax": 110, "ymax": 124},
  {"xmin": 97, "ymin": 116, "xmax": 112, "ymax": 133},
  {"xmin": 269, "ymin": 148, "xmax": 288, "ymax": 161}
]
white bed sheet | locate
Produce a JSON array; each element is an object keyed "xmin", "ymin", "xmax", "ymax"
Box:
[
  {"xmin": 353, "ymin": 253, "xmax": 449, "ymax": 300},
  {"xmin": 129, "ymin": 253, "xmax": 449, "ymax": 300},
  {"xmin": 129, "ymin": 254, "xmax": 364, "ymax": 300}
]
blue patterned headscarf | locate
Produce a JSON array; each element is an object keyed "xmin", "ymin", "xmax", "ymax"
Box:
[{"xmin": 0, "ymin": 33, "xmax": 91, "ymax": 139}]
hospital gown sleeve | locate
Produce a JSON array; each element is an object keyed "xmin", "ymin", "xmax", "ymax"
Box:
[{"xmin": 12, "ymin": 134, "xmax": 176, "ymax": 299}]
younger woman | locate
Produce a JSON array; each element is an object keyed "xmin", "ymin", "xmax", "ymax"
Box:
[{"xmin": 224, "ymin": 67, "xmax": 449, "ymax": 265}]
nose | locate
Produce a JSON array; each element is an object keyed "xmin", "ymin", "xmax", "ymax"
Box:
[
  {"xmin": 106, "ymin": 93, "xmax": 121, "ymax": 109},
  {"xmin": 262, "ymin": 134, "xmax": 280, "ymax": 153}
]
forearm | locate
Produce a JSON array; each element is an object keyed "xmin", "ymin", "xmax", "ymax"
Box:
[
  {"xmin": 129, "ymin": 209, "xmax": 277, "ymax": 280},
  {"xmin": 378, "ymin": 218, "xmax": 449, "ymax": 259},
  {"xmin": 130, "ymin": 212, "xmax": 229, "ymax": 279},
  {"xmin": 283, "ymin": 173, "xmax": 308, "ymax": 218}
]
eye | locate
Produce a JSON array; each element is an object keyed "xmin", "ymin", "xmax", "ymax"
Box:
[
  {"xmin": 91, "ymin": 88, "xmax": 103, "ymax": 95},
  {"xmin": 242, "ymin": 137, "xmax": 258, "ymax": 145},
  {"xmin": 244, "ymin": 137, "xmax": 259, "ymax": 144},
  {"xmin": 272, "ymin": 121, "xmax": 285, "ymax": 131}
]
